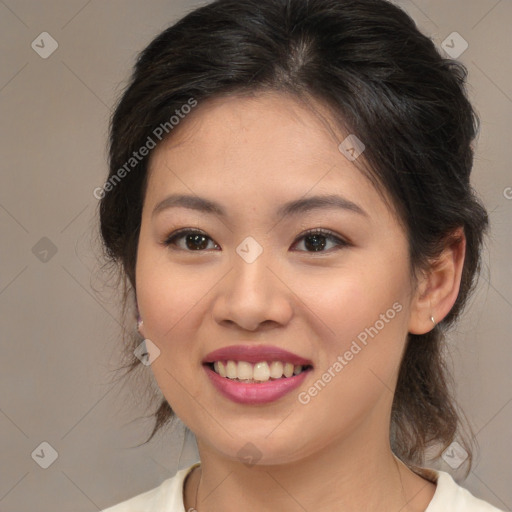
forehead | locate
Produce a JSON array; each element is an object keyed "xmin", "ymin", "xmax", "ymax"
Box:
[{"xmin": 145, "ymin": 92, "xmax": 395, "ymax": 224}]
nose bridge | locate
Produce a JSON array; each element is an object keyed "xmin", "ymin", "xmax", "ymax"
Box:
[
  {"xmin": 229, "ymin": 240, "xmax": 274, "ymax": 305},
  {"xmin": 212, "ymin": 240, "xmax": 293, "ymax": 330}
]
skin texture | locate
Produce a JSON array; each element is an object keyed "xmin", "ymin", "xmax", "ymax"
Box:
[{"xmin": 135, "ymin": 92, "xmax": 466, "ymax": 512}]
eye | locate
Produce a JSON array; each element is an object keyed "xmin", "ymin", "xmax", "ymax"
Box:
[
  {"xmin": 164, "ymin": 229, "xmax": 220, "ymax": 251},
  {"xmin": 292, "ymin": 228, "xmax": 349, "ymax": 253},
  {"xmin": 164, "ymin": 228, "xmax": 349, "ymax": 253}
]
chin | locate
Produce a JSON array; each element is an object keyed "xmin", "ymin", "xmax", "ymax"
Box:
[{"xmin": 194, "ymin": 423, "xmax": 321, "ymax": 468}]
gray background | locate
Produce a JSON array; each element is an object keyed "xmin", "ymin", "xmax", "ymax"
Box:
[{"xmin": 0, "ymin": 1, "xmax": 510, "ymax": 511}]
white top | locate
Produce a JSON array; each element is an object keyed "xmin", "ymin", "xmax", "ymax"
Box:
[{"xmin": 101, "ymin": 462, "xmax": 504, "ymax": 512}]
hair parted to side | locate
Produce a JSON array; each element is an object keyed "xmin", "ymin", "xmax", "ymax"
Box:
[{"xmin": 99, "ymin": 0, "xmax": 489, "ymax": 476}]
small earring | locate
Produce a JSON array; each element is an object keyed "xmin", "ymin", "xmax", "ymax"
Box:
[
  {"xmin": 430, "ymin": 315, "xmax": 436, "ymax": 326},
  {"xmin": 137, "ymin": 315, "xmax": 143, "ymax": 331}
]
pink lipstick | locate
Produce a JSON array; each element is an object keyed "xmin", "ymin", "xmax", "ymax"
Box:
[{"xmin": 202, "ymin": 345, "xmax": 313, "ymax": 404}]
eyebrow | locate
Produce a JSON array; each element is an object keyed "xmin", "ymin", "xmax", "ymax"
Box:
[{"xmin": 152, "ymin": 193, "xmax": 368, "ymax": 219}]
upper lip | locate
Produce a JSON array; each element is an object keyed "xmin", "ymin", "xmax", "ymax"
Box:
[{"xmin": 202, "ymin": 345, "xmax": 313, "ymax": 366}]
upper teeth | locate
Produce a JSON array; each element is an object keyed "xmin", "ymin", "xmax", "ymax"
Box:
[{"xmin": 212, "ymin": 360, "xmax": 305, "ymax": 382}]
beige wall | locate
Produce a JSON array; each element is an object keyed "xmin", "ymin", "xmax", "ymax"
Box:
[{"xmin": 0, "ymin": 1, "xmax": 510, "ymax": 510}]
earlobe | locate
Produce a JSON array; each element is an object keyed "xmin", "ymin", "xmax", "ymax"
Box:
[
  {"xmin": 137, "ymin": 315, "xmax": 144, "ymax": 336},
  {"xmin": 408, "ymin": 227, "xmax": 466, "ymax": 335}
]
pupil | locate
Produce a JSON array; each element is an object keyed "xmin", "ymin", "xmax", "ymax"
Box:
[
  {"xmin": 305, "ymin": 234, "xmax": 326, "ymax": 252},
  {"xmin": 186, "ymin": 234, "xmax": 208, "ymax": 250}
]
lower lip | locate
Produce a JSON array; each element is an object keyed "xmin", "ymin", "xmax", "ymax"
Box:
[{"xmin": 203, "ymin": 364, "xmax": 311, "ymax": 404}]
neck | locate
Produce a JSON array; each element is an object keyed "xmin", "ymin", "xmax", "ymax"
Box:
[{"xmin": 185, "ymin": 417, "xmax": 436, "ymax": 512}]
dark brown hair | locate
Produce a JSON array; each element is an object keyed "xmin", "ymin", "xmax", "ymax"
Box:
[{"xmin": 99, "ymin": 0, "xmax": 489, "ymax": 475}]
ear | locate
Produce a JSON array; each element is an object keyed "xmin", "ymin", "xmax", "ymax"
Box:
[{"xmin": 408, "ymin": 227, "xmax": 466, "ymax": 334}]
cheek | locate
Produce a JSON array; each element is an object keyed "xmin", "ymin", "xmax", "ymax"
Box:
[
  {"xmin": 135, "ymin": 255, "xmax": 211, "ymax": 414},
  {"xmin": 136, "ymin": 261, "xmax": 207, "ymax": 346},
  {"xmin": 300, "ymin": 258, "xmax": 409, "ymax": 342},
  {"xmin": 293, "ymin": 279, "xmax": 409, "ymax": 440},
  {"xmin": 298, "ymin": 255, "xmax": 411, "ymax": 402}
]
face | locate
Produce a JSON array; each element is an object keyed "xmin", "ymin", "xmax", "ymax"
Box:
[{"xmin": 135, "ymin": 92, "xmax": 417, "ymax": 465}]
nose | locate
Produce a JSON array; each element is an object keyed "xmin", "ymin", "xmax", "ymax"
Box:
[{"xmin": 211, "ymin": 250, "xmax": 294, "ymax": 332}]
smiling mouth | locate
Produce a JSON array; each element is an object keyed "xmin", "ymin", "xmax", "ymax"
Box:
[{"xmin": 205, "ymin": 360, "xmax": 313, "ymax": 383}]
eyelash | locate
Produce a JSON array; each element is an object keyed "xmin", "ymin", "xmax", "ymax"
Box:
[{"xmin": 163, "ymin": 228, "xmax": 350, "ymax": 253}]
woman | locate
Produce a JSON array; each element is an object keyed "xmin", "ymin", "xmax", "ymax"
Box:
[{"xmin": 99, "ymin": 0, "xmax": 503, "ymax": 510}]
